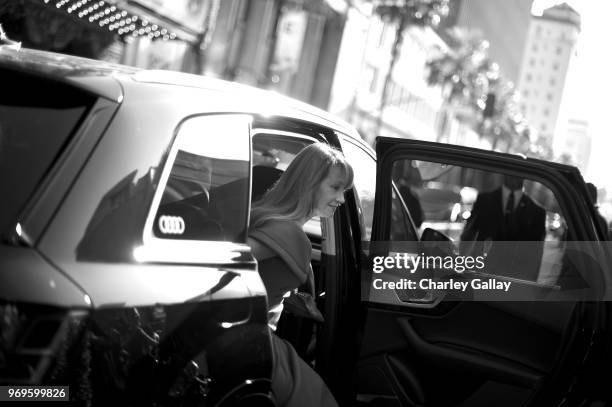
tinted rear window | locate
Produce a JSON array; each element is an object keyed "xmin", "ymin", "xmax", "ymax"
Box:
[
  {"xmin": 0, "ymin": 69, "xmax": 95, "ymax": 234},
  {"xmin": 148, "ymin": 114, "xmax": 252, "ymax": 244}
]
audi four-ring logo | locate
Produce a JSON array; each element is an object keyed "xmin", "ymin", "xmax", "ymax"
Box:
[{"xmin": 158, "ymin": 215, "xmax": 185, "ymax": 235}]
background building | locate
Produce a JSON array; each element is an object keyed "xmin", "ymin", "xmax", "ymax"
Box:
[
  {"xmin": 517, "ymin": 3, "xmax": 581, "ymax": 144},
  {"xmin": 327, "ymin": 3, "xmax": 452, "ymax": 145},
  {"xmin": 201, "ymin": 0, "xmax": 345, "ymax": 109}
]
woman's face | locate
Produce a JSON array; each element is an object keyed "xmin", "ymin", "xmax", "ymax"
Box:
[{"xmin": 313, "ymin": 166, "xmax": 347, "ymax": 218}]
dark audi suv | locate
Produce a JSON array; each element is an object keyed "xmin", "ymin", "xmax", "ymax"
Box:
[{"xmin": 2, "ymin": 46, "xmax": 612, "ymax": 407}]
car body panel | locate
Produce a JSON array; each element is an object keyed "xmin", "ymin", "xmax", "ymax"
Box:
[
  {"xmin": 35, "ymin": 83, "xmax": 267, "ymax": 305},
  {"xmin": 0, "ymin": 47, "xmax": 128, "ymax": 101},
  {"xmin": 0, "ymin": 246, "xmax": 90, "ymax": 308}
]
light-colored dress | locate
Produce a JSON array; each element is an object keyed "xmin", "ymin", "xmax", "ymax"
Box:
[{"xmin": 249, "ymin": 219, "xmax": 338, "ymax": 407}]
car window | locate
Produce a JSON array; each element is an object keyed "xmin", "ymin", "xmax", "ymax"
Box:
[
  {"xmin": 252, "ymin": 132, "xmax": 314, "ymax": 201},
  {"xmin": 0, "ymin": 69, "xmax": 95, "ymax": 235},
  {"xmin": 252, "ymin": 132, "xmax": 313, "ymax": 170},
  {"xmin": 337, "ymin": 139, "xmax": 376, "ymax": 241},
  {"xmin": 391, "ymin": 159, "xmax": 569, "ymax": 284},
  {"xmin": 252, "ymin": 131, "xmax": 321, "ymax": 235},
  {"xmin": 150, "ymin": 115, "xmax": 251, "ymax": 242},
  {"xmin": 339, "ymin": 138, "xmax": 418, "ymax": 242},
  {"xmin": 391, "ymin": 185, "xmax": 419, "ymax": 241}
]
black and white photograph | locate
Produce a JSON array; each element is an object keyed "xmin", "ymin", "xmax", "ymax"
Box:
[{"xmin": 1, "ymin": 0, "xmax": 612, "ymax": 405}]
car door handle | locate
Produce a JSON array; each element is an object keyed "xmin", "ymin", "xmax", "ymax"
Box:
[
  {"xmin": 395, "ymin": 287, "xmax": 446, "ymax": 306},
  {"xmin": 396, "ymin": 288, "xmax": 435, "ymax": 303}
]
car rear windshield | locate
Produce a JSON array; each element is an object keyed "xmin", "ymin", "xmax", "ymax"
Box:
[{"xmin": 0, "ymin": 69, "xmax": 95, "ymax": 235}]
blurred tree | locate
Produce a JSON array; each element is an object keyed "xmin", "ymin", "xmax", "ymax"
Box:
[
  {"xmin": 425, "ymin": 28, "xmax": 532, "ymax": 152},
  {"xmin": 373, "ymin": 0, "xmax": 450, "ymax": 137},
  {"xmin": 426, "ymin": 29, "xmax": 494, "ymax": 104},
  {"xmin": 425, "ymin": 28, "xmax": 499, "ymax": 141},
  {"xmin": 481, "ymin": 79, "xmax": 526, "ymax": 152},
  {"xmin": 529, "ymin": 135, "xmax": 554, "ymax": 161},
  {"xmin": 556, "ymin": 152, "xmax": 574, "ymax": 166}
]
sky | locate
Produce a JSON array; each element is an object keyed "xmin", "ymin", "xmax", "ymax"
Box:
[{"xmin": 532, "ymin": 1, "xmax": 612, "ymax": 194}]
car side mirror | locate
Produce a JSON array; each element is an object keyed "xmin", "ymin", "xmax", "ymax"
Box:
[
  {"xmin": 421, "ymin": 227, "xmax": 452, "ymax": 243},
  {"xmin": 421, "ymin": 228, "xmax": 457, "ymax": 258}
]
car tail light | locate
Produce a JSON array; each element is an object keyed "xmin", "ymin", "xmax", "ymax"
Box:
[{"xmin": 0, "ymin": 302, "xmax": 88, "ymax": 384}]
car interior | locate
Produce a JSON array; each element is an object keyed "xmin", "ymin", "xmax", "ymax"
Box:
[{"xmin": 155, "ymin": 149, "xmax": 250, "ymax": 242}]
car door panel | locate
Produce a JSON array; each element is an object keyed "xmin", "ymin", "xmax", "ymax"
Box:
[
  {"xmin": 402, "ymin": 302, "xmax": 568, "ymax": 375},
  {"xmin": 355, "ymin": 138, "xmax": 604, "ymax": 406},
  {"xmin": 360, "ymin": 301, "xmax": 573, "ymax": 380},
  {"xmin": 357, "ymin": 305, "xmax": 574, "ymax": 405}
]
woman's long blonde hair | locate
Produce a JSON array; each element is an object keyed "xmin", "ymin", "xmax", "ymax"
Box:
[{"xmin": 250, "ymin": 143, "xmax": 354, "ymax": 230}]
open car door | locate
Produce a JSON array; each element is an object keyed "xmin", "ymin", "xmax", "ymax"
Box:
[{"xmin": 355, "ymin": 138, "xmax": 611, "ymax": 406}]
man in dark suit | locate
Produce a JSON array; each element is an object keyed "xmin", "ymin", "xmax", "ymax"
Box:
[{"xmin": 460, "ymin": 175, "xmax": 546, "ymax": 281}]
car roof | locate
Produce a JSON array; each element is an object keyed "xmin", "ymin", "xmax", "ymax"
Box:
[
  {"xmin": 0, "ymin": 47, "xmax": 364, "ymax": 142},
  {"xmin": 0, "ymin": 47, "xmax": 132, "ymax": 101}
]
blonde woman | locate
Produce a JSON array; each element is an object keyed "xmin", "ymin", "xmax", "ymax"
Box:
[{"xmin": 248, "ymin": 143, "xmax": 353, "ymax": 407}]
